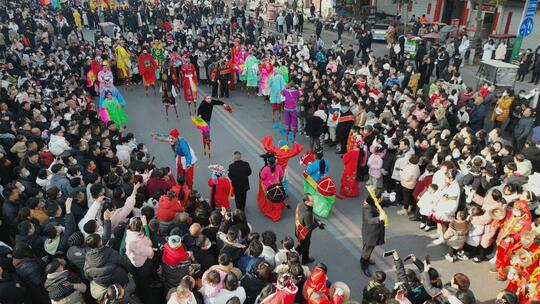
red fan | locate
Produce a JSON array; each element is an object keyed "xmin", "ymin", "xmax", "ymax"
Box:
[{"xmin": 223, "ymin": 104, "xmax": 233, "ymax": 113}]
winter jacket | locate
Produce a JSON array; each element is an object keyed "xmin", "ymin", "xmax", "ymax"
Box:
[
  {"xmin": 513, "ymin": 116, "xmax": 534, "ymax": 140},
  {"xmin": 163, "ymin": 259, "xmax": 191, "ymax": 292},
  {"xmin": 522, "ymin": 146, "xmax": 540, "ymax": 173},
  {"xmin": 162, "ymin": 242, "xmax": 190, "ymax": 266},
  {"xmin": 157, "ymin": 195, "xmax": 184, "ymax": 222},
  {"xmin": 400, "ymin": 163, "xmax": 420, "ymax": 190},
  {"xmin": 110, "ymin": 192, "xmax": 136, "ymax": 229},
  {"xmin": 212, "ymin": 286, "xmax": 247, "ymax": 304},
  {"xmin": 391, "ymin": 149, "xmax": 414, "ymax": 181},
  {"xmin": 362, "ymin": 280, "xmax": 391, "ymax": 304},
  {"xmin": 66, "ymin": 245, "xmax": 88, "ymax": 279},
  {"xmin": 367, "ymin": 154, "xmax": 383, "ymax": 178},
  {"xmin": 44, "ymin": 212, "xmax": 77, "ymax": 256},
  {"xmin": 48, "ymin": 134, "xmax": 70, "ymax": 156},
  {"xmin": 241, "ymin": 272, "xmax": 268, "ymax": 304},
  {"xmin": 472, "ymin": 193, "xmax": 505, "ymax": 248},
  {"xmin": 12, "ymin": 257, "xmax": 49, "ymax": 304},
  {"xmin": 84, "ymin": 246, "xmax": 130, "ymax": 287},
  {"xmin": 443, "ymin": 220, "xmax": 470, "ymax": 250},
  {"xmin": 48, "ymin": 173, "xmax": 73, "ymax": 198},
  {"xmin": 44, "ymin": 270, "xmax": 79, "ymax": 301},
  {"xmin": 0, "ymin": 272, "xmax": 28, "ymax": 304},
  {"xmin": 465, "ymin": 218, "xmax": 485, "ymax": 247},
  {"xmin": 491, "ymin": 96, "xmax": 514, "ymax": 122},
  {"xmin": 236, "ymin": 255, "xmax": 265, "ymax": 275},
  {"xmin": 125, "ymin": 230, "xmax": 154, "ymax": 267}
]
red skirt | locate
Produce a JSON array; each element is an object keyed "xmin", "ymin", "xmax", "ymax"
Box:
[
  {"xmin": 257, "ymin": 182, "xmax": 285, "ymax": 222},
  {"xmin": 339, "ymin": 170, "xmax": 359, "ymax": 197}
]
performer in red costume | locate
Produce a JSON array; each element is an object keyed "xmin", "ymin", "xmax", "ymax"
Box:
[
  {"xmin": 180, "ymin": 53, "xmax": 198, "ymax": 115},
  {"xmin": 138, "ymin": 49, "xmax": 159, "ymax": 96},
  {"xmin": 495, "ymin": 200, "xmax": 532, "ymax": 281},
  {"xmin": 208, "ymin": 165, "xmax": 233, "ymax": 209},
  {"xmin": 303, "ymin": 265, "xmax": 344, "ymax": 304},
  {"xmin": 257, "ymin": 135, "xmax": 304, "ymax": 221}
]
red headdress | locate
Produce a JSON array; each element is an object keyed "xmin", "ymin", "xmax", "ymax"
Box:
[{"xmin": 169, "ymin": 128, "xmax": 180, "ymax": 139}]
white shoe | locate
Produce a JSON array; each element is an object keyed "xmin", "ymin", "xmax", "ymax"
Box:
[
  {"xmin": 489, "ymin": 256, "xmax": 496, "ymax": 264},
  {"xmin": 429, "ymin": 233, "xmax": 440, "ymax": 239},
  {"xmin": 432, "ymin": 238, "xmax": 445, "ymax": 245},
  {"xmin": 419, "ymin": 223, "xmax": 426, "ymax": 229},
  {"xmin": 389, "ymin": 192, "xmax": 396, "ymax": 202},
  {"xmin": 445, "ymin": 254, "xmax": 455, "ymax": 263},
  {"xmin": 424, "ymin": 225, "xmax": 432, "ymax": 231}
]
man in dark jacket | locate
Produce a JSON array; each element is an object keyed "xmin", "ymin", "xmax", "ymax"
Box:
[
  {"xmin": 522, "ymin": 140, "xmax": 540, "ymax": 173},
  {"xmin": 1, "ymin": 186, "xmax": 20, "ymax": 232},
  {"xmin": 336, "ymin": 19, "xmax": 344, "ymax": 41},
  {"xmin": 512, "ymin": 107, "xmax": 535, "ymax": 151},
  {"xmin": 83, "ymin": 233, "xmax": 131, "ymax": 290},
  {"xmin": 315, "ymin": 19, "xmax": 323, "ymax": 39},
  {"xmin": 361, "ymin": 192, "xmax": 386, "ymax": 277},
  {"xmin": 295, "ymin": 193, "xmax": 324, "ymax": 265},
  {"xmin": 467, "ymin": 96, "xmax": 487, "ymax": 133},
  {"xmin": 228, "ymin": 151, "xmax": 252, "ymax": 211},
  {"xmin": 44, "ymin": 258, "xmax": 87, "ymax": 303}
]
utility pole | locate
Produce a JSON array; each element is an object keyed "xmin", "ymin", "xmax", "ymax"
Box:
[{"xmin": 469, "ymin": 0, "xmax": 485, "ymax": 64}]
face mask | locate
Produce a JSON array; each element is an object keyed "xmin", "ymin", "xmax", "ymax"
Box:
[
  {"xmin": 63, "ymin": 167, "xmax": 68, "ymax": 174},
  {"xmin": 203, "ymin": 242, "xmax": 212, "ymax": 250},
  {"xmin": 452, "ymin": 151, "xmax": 461, "ymax": 159},
  {"xmin": 19, "ymin": 185, "xmax": 25, "ymax": 192},
  {"xmin": 143, "ymin": 148, "xmax": 148, "ymax": 154},
  {"xmin": 512, "ymin": 209, "xmax": 522, "ymax": 217},
  {"xmin": 22, "ymin": 170, "xmax": 30, "ymax": 178}
]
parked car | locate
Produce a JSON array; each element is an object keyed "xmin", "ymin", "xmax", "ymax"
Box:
[{"xmin": 372, "ymin": 23, "xmax": 390, "ymax": 41}]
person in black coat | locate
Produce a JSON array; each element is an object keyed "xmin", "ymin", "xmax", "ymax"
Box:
[
  {"xmin": 228, "ymin": 152, "xmax": 252, "ymax": 211},
  {"xmin": 240, "ymin": 262, "xmax": 272, "ymax": 304},
  {"xmin": 315, "ymin": 20, "xmax": 323, "ymax": 39},
  {"xmin": 12, "ymin": 241, "xmax": 49, "ymax": 304},
  {"xmin": 335, "ymin": 102, "xmax": 354, "ymax": 154},
  {"xmin": 360, "ymin": 192, "xmax": 386, "ymax": 277}
]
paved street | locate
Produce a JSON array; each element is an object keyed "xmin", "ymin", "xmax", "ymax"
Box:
[
  {"xmin": 93, "ymin": 15, "xmax": 540, "ymax": 303},
  {"xmin": 122, "ymin": 80, "xmax": 504, "ymax": 302}
]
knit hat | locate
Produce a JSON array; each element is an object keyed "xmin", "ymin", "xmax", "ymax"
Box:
[
  {"xmin": 168, "ymin": 235, "xmax": 182, "ymax": 248},
  {"xmin": 68, "ymin": 231, "xmax": 84, "ymax": 246}
]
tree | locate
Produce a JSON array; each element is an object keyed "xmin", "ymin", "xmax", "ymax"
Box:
[{"xmin": 469, "ymin": 0, "xmax": 485, "ymax": 64}]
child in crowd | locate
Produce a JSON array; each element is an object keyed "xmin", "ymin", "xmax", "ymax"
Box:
[
  {"xmin": 443, "ymin": 210, "xmax": 470, "ymax": 262},
  {"xmin": 417, "ymin": 184, "xmax": 438, "ymax": 231},
  {"xmin": 463, "ymin": 206, "xmax": 485, "ymax": 260}
]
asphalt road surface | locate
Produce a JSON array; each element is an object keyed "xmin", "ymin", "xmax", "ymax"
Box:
[{"xmin": 121, "ymin": 81, "xmax": 504, "ymax": 302}]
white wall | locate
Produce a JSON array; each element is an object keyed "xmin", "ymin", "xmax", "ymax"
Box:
[
  {"xmin": 375, "ymin": 0, "xmax": 438, "ymax": 22},
  {"xmin": 501, "ymin": 6, "xmax": 540, "ymax": 50}
]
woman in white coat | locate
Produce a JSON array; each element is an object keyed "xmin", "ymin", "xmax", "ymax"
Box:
[{"xmin": 482, "ymin": 39, "xmax": 496, "ymax": 61}]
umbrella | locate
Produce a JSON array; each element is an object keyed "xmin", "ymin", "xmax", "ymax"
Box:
[{"xmin": 422, "ymin": 32, "xmax": 440, "ymax": 39}]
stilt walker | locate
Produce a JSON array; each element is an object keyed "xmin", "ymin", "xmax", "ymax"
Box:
[
  {"xmin": 195, "ymin": 95, "xmax": 233, "ymax": 158},
  {"xmin": 281, "ymin": 83, "xmax": 303, "ymax": 142},
  {"xmin": 115, "ymin": 40, "xmax": 132, "ymax": 87},
  {"xmin": 181, "ymin": 53, "xmax": 198, "ymax": 115},
  {"xmin": 151, "ymin": 129, "xmax": 197, "ymax": 188},
  {"xmin": 138, "ymin": 49, "xmax": 159, "ymax": 96},
  {"xmin": 161, "ymin": 72, "xmax": 179, "ymax": 120}
]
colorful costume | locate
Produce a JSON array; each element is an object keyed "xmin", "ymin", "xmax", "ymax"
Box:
[
  {"xmin": 86, "ymin": 58, "xmax": 102, "ymax": 91},
  {"xmin": 138, "ymin": 52, "xmax": 159, "ymax": 86},
  {"xmin": 97, "ymin": 65, "xmax": 114, "ymax": 93},
  {"xmin": 258, "ymin": 162, "xmax": 285, "ymax": 222},
  {"xmin": 168, "ymin": 51, "xmax": 183, "ymax": 87},
  {"xmin": 237, "ymin": 48, "xmax": 249, "ymax": 82},
  {"xmin": 208, "ymin": 165, "xmax": 233, "ymax": 209},
  {"xmin": 302, "ymin": 156, "xmax": 337, "ymax": 218},
  {"xmin": 303, "ymin": 267, "xmax": 344, "ymax": 304},
  {"xmin": 99, "ymin": 85, "xmax": 125, "ymax": 108},
  {"xmin": 259, "ymin": 62, "xmax": 274, "ymax": 96},
  {"xmin": 115, "ymin": 44, "xmax": 131, "ymax": 79},
  {"xmin": 181, "ymin": 59, "xmax": 198, "ymax": 103},
  {"xmin": 282, "ymin": 87, "xmax": 302, "ymax": 142},
  {"xmin": 245, "ymin": 55, "xmax": 259, "ymax": 88},
  {"xmin": 269, "ymin": 72, "xmax": 285, "ymax": 107},
  {"xmin": 340, "ymin": 148, "xmax": 360, "ymax": 197},
  {"xmin": 151, "ymin": 41, "xmax": 166, "ymax": 72},
  {"xmin": 100, "ymin": 95, "xmax": 128, "ymax": 128},
  {"xmin": 169, "ymin": 129, "xmax": 197, "ymax": 188},
  {"xmin": 261, "ymin": 135, "xmax": 304, "ymax": 194},
  {"xmin": 278, "ymin": 65, "xmax": 289, "ymax": 84},
  {"xmin": 495, "ymin": 200, "xmax": 532, "ymax": 279}
]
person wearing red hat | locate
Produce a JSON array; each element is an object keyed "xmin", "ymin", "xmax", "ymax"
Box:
[
  {"xmin": 493, "ymin": 200, "xmax": 532, "ymax": 281},
  {"xmin": 151, "ymin": 129, "xmax": 196, "ymax": 188},
  {"xmin": 138, "ymin": 49, "xmax": 159, "ymax": 96}
]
